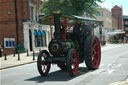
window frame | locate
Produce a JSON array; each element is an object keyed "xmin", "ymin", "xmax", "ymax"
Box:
[{"xmin": 4, "ymin": 38, "xmax": 15, "ymax": 48}]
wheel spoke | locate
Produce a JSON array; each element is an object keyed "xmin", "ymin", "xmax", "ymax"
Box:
[
  {"xmin": 43, "ymin": 65, "xmax": 46, "ymax": 72},
  {"xmin": 93, "ymin": 57, "xmax": 97, "ymax": 64},
  {"xmin": 93, "ymin": 43, "xmax": 97, "ymax": 49},
  {"xmin": 42, "ymin": 61, "xmax": 45, "ymax": 65}
]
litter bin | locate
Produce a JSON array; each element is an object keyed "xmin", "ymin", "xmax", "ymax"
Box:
[{"xmin": 16, "ymin": 44, "xmax": 25, "ymax": 53}]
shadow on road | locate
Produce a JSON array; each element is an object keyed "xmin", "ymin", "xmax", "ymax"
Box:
[{"xmin": 25, "ymin": 67, "xmax": 92, "ymax": 83}]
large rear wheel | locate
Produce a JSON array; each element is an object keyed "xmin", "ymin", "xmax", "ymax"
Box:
[
  {"xmin": 37, "ymin": 50, "xmax": 51, "ymax": 76},
  {"xmin": 84, "ymin": 35, "xmax": 101, "ymax": 70},
  {"xmin": 66, "ymin": 49, "xmax": 79, "ymax": 76}
]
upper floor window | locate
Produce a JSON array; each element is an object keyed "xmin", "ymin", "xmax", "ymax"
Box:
[
  {"xmin": 29, "ymin": 0, "xmax": 36, "ymax": 21},
  {"xmin": 96, "ymin": 12, "xmax": 104, "ymax": 16},
  {"xmin": 30, "ymin": 0, "xmax": 34, "ymax": 4},
  {"xmin": 30, "ymin": 7, "xmax": 34, "ymax": 20}
]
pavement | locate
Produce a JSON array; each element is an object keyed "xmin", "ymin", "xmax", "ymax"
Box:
[
  {"xmin": 0, "ymin": 50, "xmax": 41, "ymax": 70},
  {"xmin": 109, "ymin": 80, "xmax": 128, "ymax": 85},
  {"xmin": 0, "ymin": 44, "xmax": 128, "ymax": 85}
]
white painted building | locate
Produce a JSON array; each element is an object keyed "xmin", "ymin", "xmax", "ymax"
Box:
[{"xmin": 23, "ymin": 22, "xmax": 52, "ymax": 52}]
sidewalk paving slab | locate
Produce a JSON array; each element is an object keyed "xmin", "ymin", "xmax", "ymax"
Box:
[{"xmin": 0, "ymin": 51, "xmax": 38, "ymax": 70}]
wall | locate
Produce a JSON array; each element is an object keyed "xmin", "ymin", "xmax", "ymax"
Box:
[
  {"xmin": 112, "ymin": 16, "xmax": 118, "ymax": 30},
  {"xmin": 23, "ymin": 22, "xmax": 51, "ymax": 52},
  {"xmin": 0, "ymin": 0, "xmax": 41, "ymax": 55},
  {"xmin": 0, "ymin": 0, "xmax": 17, "ymax": 55},
  {"xmin": 95, "ymin": 8, "xmax": 113, "ymax": 31},
  {"xmin": 111, "ymin": 5, "xmax": 124, "ymax": 30}
]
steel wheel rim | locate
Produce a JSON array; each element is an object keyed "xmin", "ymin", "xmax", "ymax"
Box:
[
  {"xmin": 71, "ymin": 50, "xmax": 79, "ymax": 75},
  {"xmin": 41, "ymin": 52, "xmax": 51, "ymax": 75},
  {"xmin": 92, "ymin": 37, "xmax": 101, "ymax": 68}
]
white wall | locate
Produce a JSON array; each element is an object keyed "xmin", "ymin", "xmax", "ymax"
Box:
[{"xmin": 23, "ymin": 22, "xmax": 51, "ymax": 51}]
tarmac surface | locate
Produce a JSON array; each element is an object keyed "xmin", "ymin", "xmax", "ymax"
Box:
[{"xmin": 0, "ymin": 44, "xmax": 128, "ymax": 85}]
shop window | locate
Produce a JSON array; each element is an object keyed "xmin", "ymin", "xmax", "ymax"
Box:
[
  {"xmin": 42, "ymin": 31, "xmax": 46, "ymax": 46},
  {"xmin": 34, "ymin": 30, "xmax": 47, "ymax": 47},
  {"xmin": 38, "ymin": 31, "xmax": 42, "ymax": 47},
  {"xmin": 34, "ymin": 30, "xmax": 38, "ymax": 47},
  {"xmin": 4, "ymin": 38, "xmax": 15, "ymax": 48}
]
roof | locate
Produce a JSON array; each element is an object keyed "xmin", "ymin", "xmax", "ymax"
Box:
[
  {"xmin": 123, "ymin": 15, "xmax": 128, "ymax": 19},
  {"xmin": 40, "ymin": 14, "xmax": 103, "ymax": 25},
  {"xmin": 112, "ymin": 5, "xmax": 122, "ymax": 10},
  {"xmin": 72, "ymin": 15, "xmax": 103, "ymax": 22},
  {"xmin": 107, "ymin": 30, "xmax": 125, "ymax": 35}
]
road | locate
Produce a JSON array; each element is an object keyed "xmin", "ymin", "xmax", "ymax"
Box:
[{"xmin": 0, "ymin": 44, "xmax": 128, "ymax": 85}]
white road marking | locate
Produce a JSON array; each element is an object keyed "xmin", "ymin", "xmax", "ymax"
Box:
[
  {"xmin": 108, "ymin": 64, "xmax": 112, "ymax": 68},
  {"xmin": 108, "ymin": 64, "xmax": 122, "ymax": 68},
  {"xmin": 107, "ymin": 69, "xmax": 114, "ymax": 74},
  {"xmin": 116, "ymin": 64, "xmax": 122, "ymax": 67}
]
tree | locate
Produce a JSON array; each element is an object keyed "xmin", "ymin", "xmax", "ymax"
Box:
[{"xmin": 40, "ymin": 0, "xmax": 103, "ymax": 17}]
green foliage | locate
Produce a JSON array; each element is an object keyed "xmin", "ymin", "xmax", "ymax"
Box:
[{"xmin": 40, "ymin": 0, "xmax": 103, "ymax": 16}]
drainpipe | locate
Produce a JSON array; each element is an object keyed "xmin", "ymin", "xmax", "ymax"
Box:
[{"xmin": 14, "ymin": 0, "xmax": 19, "ymax": 45}]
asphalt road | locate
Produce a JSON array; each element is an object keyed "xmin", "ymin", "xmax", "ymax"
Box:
[{"xmin": 0, "ymin": 44, "xmax": 128, "ymax": 85}]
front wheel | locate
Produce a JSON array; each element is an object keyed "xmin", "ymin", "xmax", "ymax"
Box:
[
  {"xmin": 37, "ymin": 50, "xmax": 51, "ymax": 76},
  {"xmin": 66, "ymin": 49, "xmax": 79, "ymax": 76},
  {"xmin": 84, "ymin": 35, "xmax": 101, "ymax": 70}
]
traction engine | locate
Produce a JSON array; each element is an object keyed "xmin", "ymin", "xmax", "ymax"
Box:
[{"xmin": 37, "ymin": 13, "xmax": 101, "ymax": 76}]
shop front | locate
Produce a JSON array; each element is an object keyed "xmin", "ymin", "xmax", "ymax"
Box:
[{"xmin": 23, "ymin": 22, "xmax": 51, "ymax": 52}]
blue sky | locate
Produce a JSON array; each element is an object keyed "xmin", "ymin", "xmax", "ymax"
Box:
[{"xmin": 98, "ymin": 0, "xmax": 128, "ymax": 15}]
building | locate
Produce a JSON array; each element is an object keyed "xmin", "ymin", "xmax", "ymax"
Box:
[
  {"xmin": 0, "ymin": 0, "xmax": 51, "ymax": 55},
  {"xmin": 112, "ymin": 16, "xmax": 118, "ymax": 30},
  {"xmin": 111, "ymin": 5, "xmax": 124, "ymax": 30},
  {"xmin": 123, "ymin": 15, "xmax": 128, "ymax": 32},
  {"xmin": 95, "ymin": 8, "xmax": 113, "ymax": 32}
]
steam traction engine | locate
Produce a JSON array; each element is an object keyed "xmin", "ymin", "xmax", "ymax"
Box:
[{"xmin": 37, "ymin": 12, "xmax": 101, "ymax": 76}]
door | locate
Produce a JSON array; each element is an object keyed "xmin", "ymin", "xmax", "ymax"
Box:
[{"xmin": 29, "ymin": 29, "xmax": 32, "ymax": 51}]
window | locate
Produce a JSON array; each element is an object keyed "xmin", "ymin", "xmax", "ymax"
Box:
[
  {"xmin": 34, "ymin": 30, "xmax": 47, "ymax": 47},
  {"xmin": 4, "ymin": 38, "xmax": 15, "ymax": 48},
  {"xmin": 30, "ymin": 6, "xmax": 34, "ymax": 20},
  {"xmin": 34, "ymin": 30, "xmax": 38, "ymax": 47},
  {"xmin": 42, "ymin": 31, "xmax": 46, "ymax": 46},
  {"xmin": 38, "ymin": 31, "xmax": 42, "ymax": 47},
  {"xmin": 30, "ymin": 0, "xmax": 34, "ymax": 4},
  {"xmin": 96, "ymin": 12, "xmax": 104, "ymax": 16},
  {"xmin": 29, "ymin": 0, "xmax": 36, "ymax": 21}
]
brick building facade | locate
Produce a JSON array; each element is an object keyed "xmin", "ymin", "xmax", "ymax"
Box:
[
  {"xmin": 123, "ymin": 16, "xmax": 128, "ymax": 32},
  {"xmin": 0, "ymin": 0, "xmax": 51, "ymax": 56},
  {"xmin": 111, "ymin": 5, "xmax": 124, "ymax": 30}
]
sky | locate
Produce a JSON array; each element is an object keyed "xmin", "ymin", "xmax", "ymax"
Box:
[{"xmin": 98, "ymin": 0, "xmax": 128, "ymax": 15}]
